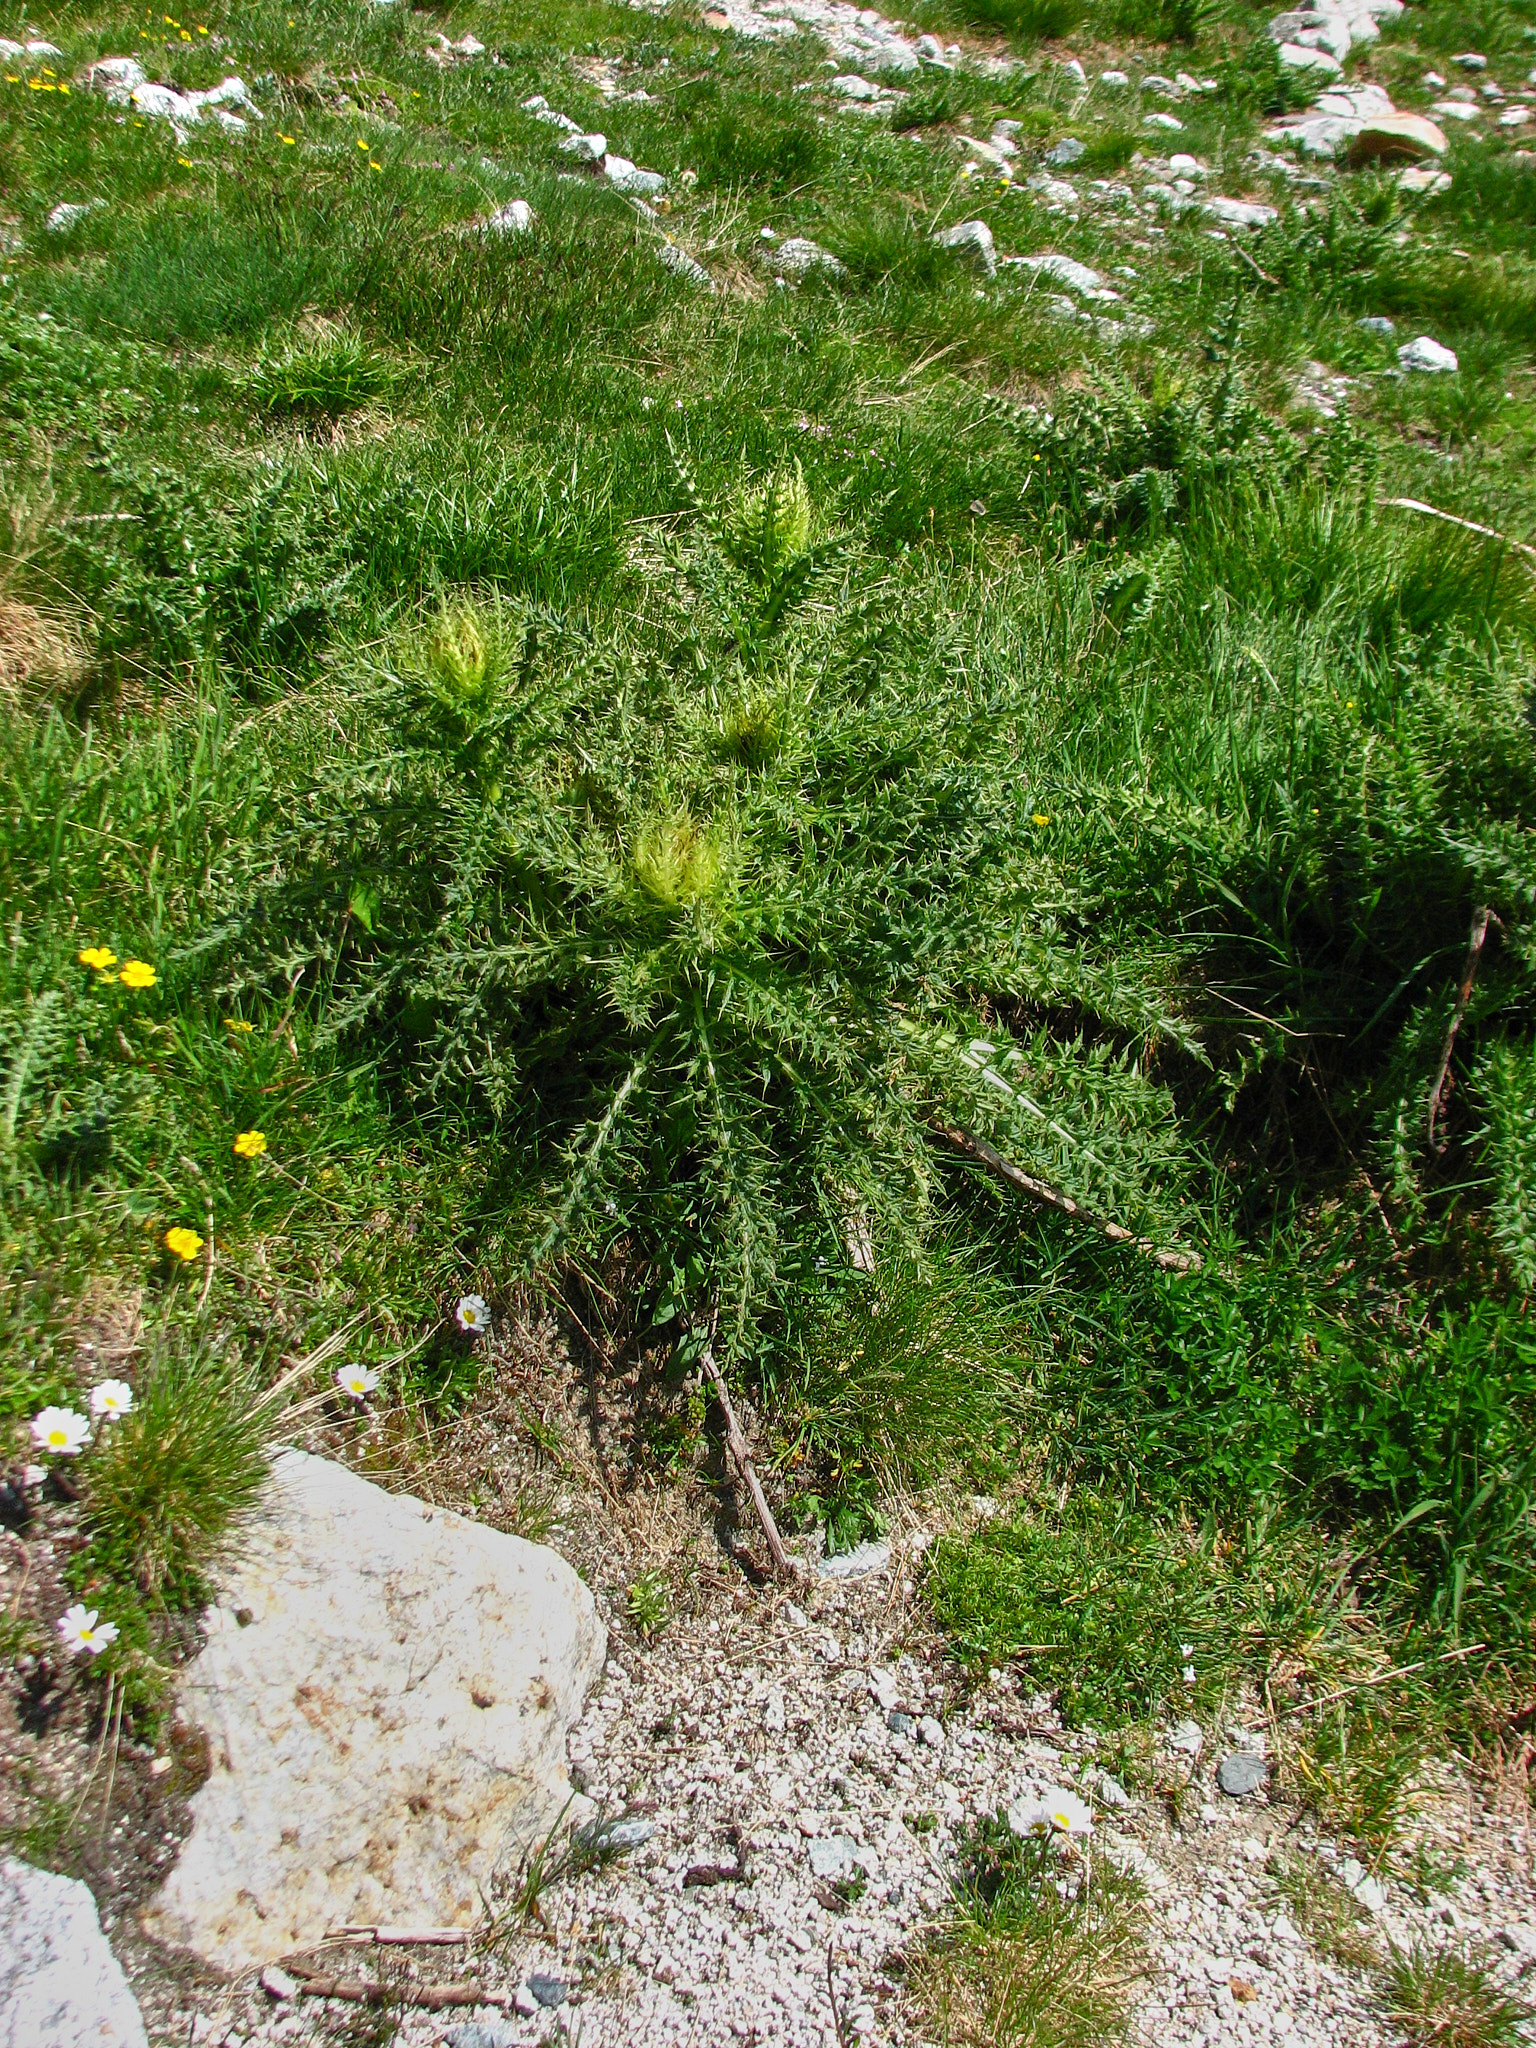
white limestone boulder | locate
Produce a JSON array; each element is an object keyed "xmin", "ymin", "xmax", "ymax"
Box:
[
  {"xmin": 0, "ymin": 1859, "xmax": 147, "ymax": 2048},
  {"xmin": 141, "ymin": 1451, "xmax": 605, "ymax": 1974}
]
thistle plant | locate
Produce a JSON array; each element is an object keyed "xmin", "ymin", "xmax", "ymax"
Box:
[{"xmin": 264, "ymin": 468, "xmax": 1198, "ymax": 1357}]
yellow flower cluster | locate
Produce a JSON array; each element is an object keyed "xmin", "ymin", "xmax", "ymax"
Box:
[
  {"xmin": 76, "ymin": 947, "xmax": 271, "ymax": 1272},
  {"xmin": 77, "ymin": 946, "xmax": 156, "ymax": 987}
]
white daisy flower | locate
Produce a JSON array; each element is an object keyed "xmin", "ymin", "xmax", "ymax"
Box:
[
  {"xmin": 89, "ymin": 1379, "xmax": 134, "ymax": 1420},
  {"xmin": 1017, "ymin": 1786, "xmax": 1094, "ymax": 1837},
  {"xmin": 57, "ymin": 1604, "xmax": 119, "ymax": 1656},
  {"xmin": 30, "ymin": 1406, "xmax": 90, "ymax": 1456},
  {"xmin": 1183, "ymin": 1664, "xmax": 1196, "ymax": 1685},
  {"xmin": 455, "ymin": 1293, "xmax": 490, "ymax": 1335},
  {"xmin": 335, "ymin": 1363, "xmax": 380, "ymax": 1401}
]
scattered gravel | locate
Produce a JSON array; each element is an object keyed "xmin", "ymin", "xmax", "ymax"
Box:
[{"xmin": 153, "ymin": 1526, "xmax": 1535, "ymax": 2048}]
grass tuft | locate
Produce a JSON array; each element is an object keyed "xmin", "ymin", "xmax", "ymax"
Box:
[
  {"xmin": 80, "ymin": 1345, "xmax": 270, "ymax": 1605},
  {"xmin": 1384, "ymin": 1944, "xmax": 1536, "ymax": 2048}
]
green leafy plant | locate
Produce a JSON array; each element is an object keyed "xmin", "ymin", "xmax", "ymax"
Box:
[
  {"xmin": 626, "ymin": 1568, "xmax": 671, "ymax": 1637},
  {"xmin": 264, "ymin": 468, "xmax": 1193, "ymax": 1362},
  {"xmin": 246, "ymin": 324, "xmax": 400, "ymax": 418}
]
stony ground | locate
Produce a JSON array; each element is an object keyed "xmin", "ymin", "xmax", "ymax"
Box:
[{"xmin": 123, "ymin": 1310, "xmax": 1536, "ymax": 2048}]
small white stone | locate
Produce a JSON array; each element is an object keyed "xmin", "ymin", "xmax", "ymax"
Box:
[
  {"xmin": 559, "ymin": 131, "xmax": 607, "ymax": 162},
  {"xmin": 658, "ymin": 241, "xmax": 714, "ymax": 290},
  {"xmin": 45, "ymin": 201, "xmax": 98, "ymax": 234},
  {"xmin": 604, "ymin": 155, "xmax": 668, "ymax": 195},
  {"xmin": 932, "ymin": 219, "xmax": 996, "ymax": 276},
  {"xmin": 1205, "ymin": 195, "xmax": 1277, "ymax": 228},
  {"xmin": 1397, "ymin": 334, "xmax": 1458, "ymax": 372},
  {"xmin": 482, "ymin": 199, "xmax": 533, "ymax": 234}
]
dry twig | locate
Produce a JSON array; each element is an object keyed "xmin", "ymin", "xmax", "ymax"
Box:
[
  {"xmin": 939, "ymin": 1126, "xmax": 1202, "ymax": 1272},
  {"xmin": 1383, "ymin": 497, "xmax": 1536, "ymax": 567},
  {"xmin": 323, "ymin": 1926, "xmax": 469, "ymax": 1946},
  {"xmin": 1276, "ymin": 1641, "xmax": 1487, "ymax": 1719},
  {"xmin": 288, "ymin": 1967, "xmax": 507, "ymax": 2011},
  {"xmin": 1428, "ymin": 907, "xmax": 1495, "ymax": 1153},
  {"xmin": 697, "ymin": 1332, "xmax": 798, "ymax": 1580}
]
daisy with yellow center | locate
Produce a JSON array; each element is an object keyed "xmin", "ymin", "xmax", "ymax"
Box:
[
  {"xmin": 233, "ymin": 1129, "xmax": 267, "ymax": 1158},
  {"xmin": 119, "ymin": 960, "xmax": 157, "ymax": 988},
  {"xmin": 335, "ymin": 1363, "xmax": 380, "ymax": 1400},
  {"xmin": 58, "ymin": 1605, "xmax": 119, "ymax": 1656},
  {"xmin": 165, "ymin": 1226, "xmax": 204, "ymax": 1261},
  {"xmin": 79, "ymin": 946, "xmax": 118, "ymax": 972},
  {"xmin": 30, "ymin": 1406, "xmax": 90, "ymax": 1455}
]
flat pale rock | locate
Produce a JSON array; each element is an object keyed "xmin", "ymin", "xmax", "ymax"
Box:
[
  {"xmin": 1217, "ymin": 1751, "xmax": 1268, "ymax": 1797},
  {"xmin": 768, "ymin": 236, "xmax": 846, "ymax": 281},
  {"xmin": 0, "ymin": 1858, "xmax": 148, "ymax": 2048},
  {"xmin": 1348, "ymin": 113, "xmax": 1448, "ymax": 161},
  {"xmin": 932, "ymin": 219, "xmax": 996, "ymax": 276},
  {"xmin": 1278, "ymin": 41, "xmax": 1343, "ymax": 73},
  {"xmin": 142, "ymin": 1451, "xmax": 605, "ymax": 1973}
]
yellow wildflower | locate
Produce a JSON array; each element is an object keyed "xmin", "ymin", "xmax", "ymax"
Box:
[
  {"xmin": 79, "ymin": 946, "xmax": 118, "ymax": 972},
  {"xmin": 356, "ymin": 137, "xmax": 368, "ymax": 150},
  {"xmin": 119, "ymin": 960, "xmax": 157, "ymax": 988},
  {"xmin": 176, "ymin": 156, "xmax": 193, "ymax": 167},
  {"xmin": 165, "ymin": 1226, "xmax": 204, "ymax": 1261},
  {"xmin": 280, "ymin": 133, "xmax": 295, "ymax": 144},
  {"xmin": 1032, "ymin": 813, "xmax": 1051, "ymax": 827},
  {"xmin": 369, "ymin": 159, "xmax": 381, "ymax": 172},
  {"xmin": 224, "ymin": 1017, "xmax": 255, "ymax": 1032},
  {"xmin": 233, "ymin": 1129, "xmax": 267, "ymax": 1158}
]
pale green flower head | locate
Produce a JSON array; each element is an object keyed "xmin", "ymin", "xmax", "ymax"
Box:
[
  {"xmin": 427, "ymin": 606, "xmax": 491, "ymax": 707},
  {"xmin": 632, "ymin": 812, "xmax": 730, "ymax": 912}
]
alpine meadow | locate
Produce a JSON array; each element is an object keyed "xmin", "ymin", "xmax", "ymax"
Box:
[{"xmin": 3, "ymin": 0, "xmax": 1536, "ymax": 2040}]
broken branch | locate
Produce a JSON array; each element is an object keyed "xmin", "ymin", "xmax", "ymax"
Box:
[
  {"xmin": 289, "ymin": 1968, "xmax": 506, "ymax": 2011},
  {"xmin": 1383, "ymin": 497, "xmax": 1536, "ymax": 568},
  {"xmin": 697, "ymin": 1336, "xmax": 798, "ymax": 1580},
  {"xmin": 938, "ymin": 1126, "xmax": 1201, "ymax": 1272},
  {"xmin": 1427, "ymin": 906, "xmax": 1495, "ymax": 1154},
  {"xmin": 323, "ymin": 1926, "xmax": 470, "ymax": 1947}
]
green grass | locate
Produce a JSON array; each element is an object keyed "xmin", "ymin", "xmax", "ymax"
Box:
[
  {"xmin": 905, "ymin": 1816, "xmax": 1148, "ymax": 2048},
  {"xmin": 1384, "ymin": 1944, "xmax": 1536, "ymax": 2048},
  {"xmin": 3, "ymin": 0, "xmax": 1536, "ymax": 1816}
]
